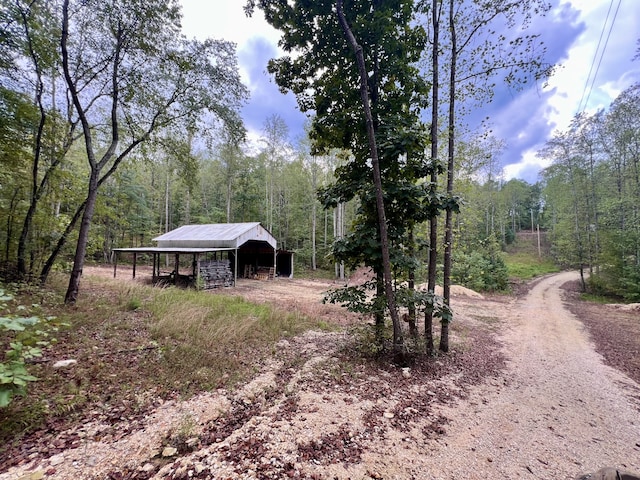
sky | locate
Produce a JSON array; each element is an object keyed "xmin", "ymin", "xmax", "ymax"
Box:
[{"xmin": 179, "ymin": 0, "xmax": 640, "ymax": 184}]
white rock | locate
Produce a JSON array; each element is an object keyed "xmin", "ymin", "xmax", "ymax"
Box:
[
  {"xmin": 49, "ymin": 453, "xmax": 65, "ymax": 466},
  {"xmin": 53, "ymin": 359, "xmax": 77, "ymax": 368},
  {"xmin": 162, "ymin": 446, "xmax": 178, "ymax": 457}
]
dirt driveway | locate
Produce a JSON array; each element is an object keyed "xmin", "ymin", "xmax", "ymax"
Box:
[
  {"xmin": 1, "ymin": 270, "xmax": 639, "ymax": 479},
  {"xmin": 430, "ymin": 271, "xmax": 640, "ymax": 478}
]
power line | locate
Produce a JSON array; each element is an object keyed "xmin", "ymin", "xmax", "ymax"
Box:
[{"xmin": 576, "ymin": 0, "xmax": 622, "ymax": 114}]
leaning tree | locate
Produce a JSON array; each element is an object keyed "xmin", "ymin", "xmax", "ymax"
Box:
[{"xmin": 58, "ymin": 0, "xmax": 248, "ymax": 303}]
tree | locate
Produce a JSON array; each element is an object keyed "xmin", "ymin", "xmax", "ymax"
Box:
[
  {"xmin": 540, "ymin": 129, "xmax": 591, "ymax": 290},
  {"xmin": 59, "ymin": 0, "xmax": 247, "ymax": 303},
  {"xmin": 246, "ymin": 0, "xmax": 433, "ymax": 358},
  {"xmin": 335, "ymin": 0, "xmax": 403, "ymax": 355},
  {"xmin": 540, "ymin": 85, "xmax": 640, "ymax": 300},
  {"xmin": 0, "ymin": 1, "xmax": 77, "ymax": 279},
  {"xmin": 260, "ymin": 114, "xmax": 291, "ymax": 237},
  {"xmin": 420, "ymin": 0, "xmax": 555, "ymax": 351}
]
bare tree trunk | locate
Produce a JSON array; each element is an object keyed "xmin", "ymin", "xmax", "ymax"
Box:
[
  {"xmin": 337, "ymin": 0, "xmax": 404, "ymax": 359},
  {"xmin": 440, "ymin": 0, "xmax": 457, "ymax": 353},
  {"xmin": 5, "ymin": 189, "xmax": 21, "ymax": 263},
  {"xmin": 408, "ymin": 227, "xmax": 418, "ymax": 338},
  {"xmin": 65, "ymin": 172, "xmax": 99, "ymax": 303},
  {"xmin": 425, "ymin": 0, "xmax": 441, "ymax": 355},
  {"xmin": 312, "ymin": 200, "xmax": 317, "ymax": 270},
  {"xmin": 334, "ymin": 203, "xmax": 345, "ymax": 280},
  {"xmin": 226, "ymin": 181, "xmax": 232, "ymax": 222},
  {"xmin": 311, "ymin": 161, "xmax": 318, "ymax": 270}
]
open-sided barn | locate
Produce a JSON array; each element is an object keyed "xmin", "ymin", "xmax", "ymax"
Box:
[{"xmin": 112, "ymin": 222, "xmax": 293, "ymax": 288}]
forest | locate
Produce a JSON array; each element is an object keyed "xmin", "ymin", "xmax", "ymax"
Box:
[{"xmin": 1, "ymin": 0, "xmax": 639, "ymax": 353}]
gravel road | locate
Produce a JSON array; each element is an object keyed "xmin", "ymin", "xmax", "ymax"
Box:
[{"xmin": 428, "ymin": 271, "xmax": 640, "ymax": 479}]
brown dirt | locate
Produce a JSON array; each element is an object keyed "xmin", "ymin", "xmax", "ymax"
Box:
[
  {"xmin": 1, "ymin": 268, "xmax": 639, "ymax": 480},
  {"xmin": 561, "ymin": 279, "xmax": 640, "ymax": 385}
]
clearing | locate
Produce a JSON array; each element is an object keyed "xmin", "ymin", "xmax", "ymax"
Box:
[{"xmin": 1, "ymin": 269, "xmax": 639, "ymax": 479}]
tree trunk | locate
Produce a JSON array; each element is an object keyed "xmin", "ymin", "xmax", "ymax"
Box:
[
  {"xmin": 408, "ymin": 228, "xmax": 418, "ymax": 338},
  {"xmin": 5, "ymin": 188, "xmax": 21, "ymax": 263},
  {"xmin": 425, "ymin": 0, "xmax": 440, "ymax": 355},
  {"xmin": 311, "ymin": 163, "xmax": 317, "ymax": 270},
  {"xmin": 64, "ymin": 172, "xmax": 99, "ymax": 304},
  {"xmin": 375, "ymin": 270, "xmax": 385, "ymax": 345},
  {"xmin": 440, "ymin": 0, "xmax": 456, "ymax": 353},
  {"xmin": 337, "ymin": 0, "xmax": 404, "ymax": 359}
]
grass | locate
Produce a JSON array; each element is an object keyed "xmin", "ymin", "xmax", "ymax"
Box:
[
  {"xmin": 579, "ymin": 292, "xmax": 619, "ymax": 304},
  {"xmin": 503, "ymin": 251, "xmax": 560, "ymax": 281},
  {"xmin": 0, "ymin": 273, "xmax": 326, "ymax": 458}
]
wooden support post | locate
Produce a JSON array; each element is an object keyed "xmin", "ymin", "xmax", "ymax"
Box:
[
  {"xmin": 113, "ymin": 252, "xmax": 117, "ymax": 278},
  {"xmin": 174, "ymin": 254, "xmax": 179, "ymax": 284},
  {"xmin": 133, "ymin": 252, "xmax": 137, "ymax": 279},
  {"xmin": 234, "ymin": 249, "xmax": 238, "ymax": 286},
  {"xmin": 152, "ymin": 253, "xmax": 158, "ymax": 283}
]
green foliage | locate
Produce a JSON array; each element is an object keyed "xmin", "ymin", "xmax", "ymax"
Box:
[
  {"xmin": 323, "ymin": 280, "xmax": 452, "ymax": 322},
  {"xmin": 0, "ymin": 286, "xmax": 60, "ymax": 407},
  {"xmin": 452, "ymin": 236, "xmax": 509, "ymax": 292},
  {"xmin": 452, "ymin": 251, "xmax": 508, "ymax": 292},
  {"xmin": 541, "ymin": 83, "xmax": 640, "ymax": 300}
]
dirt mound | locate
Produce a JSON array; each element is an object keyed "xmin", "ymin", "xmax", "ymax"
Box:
[
  {"xmin": 609, "ymin": 303, "xmax": 640, "ymax": 312},
  {"xmin": 347, "ymin": 266, "xmax": 374, "ymax": 285},
  {"xmin": 414, "ymin": 283, "xmax": 485, "ymax": 299}
]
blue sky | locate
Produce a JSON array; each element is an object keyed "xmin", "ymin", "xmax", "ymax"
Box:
[{"xmin": 179, "ymin": 0, "xmax": 640, "ymax": 184}]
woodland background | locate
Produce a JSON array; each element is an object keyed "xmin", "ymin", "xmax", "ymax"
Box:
[{"xmin": 1, "ymin": 0, "xmax": 639, "ymax": 304}]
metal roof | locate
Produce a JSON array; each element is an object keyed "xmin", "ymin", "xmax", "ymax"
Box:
[
  {"xmin": 152, "ymin": 222, "xmax": 276, "ymax": 250},
  {"xmin": 112, "ymin": 247, "xmax": 235, "ymax": 254}
]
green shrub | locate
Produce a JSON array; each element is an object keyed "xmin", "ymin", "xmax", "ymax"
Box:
[
  {"xmin": 452, "ymin": 236, "xmax": 509, "ymax": 292},
  {"xmin": 0, "ymin": 286, "xmax": 61, "ymax": 407}
]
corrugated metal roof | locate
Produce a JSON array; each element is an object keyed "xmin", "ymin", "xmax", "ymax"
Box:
[
  {"xmin": 152, "ymin": 222, "xmax": 276, "ymax": 249},
  {"xmin": 113, "ymin": 247, "xmax": 235, "ymax": 254}
]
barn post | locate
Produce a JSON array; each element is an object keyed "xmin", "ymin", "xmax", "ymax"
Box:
[
  {"xmin": 234, "ymin": 248, "xmax": 238, "ymax": 286},
  {"xmin": 195, "ymin": 253, "xmax": 201, "ymax": 290},
  {"xmin": 152, "ymin": 253, "xmax": 158, "ymax": 283},
  {"xmin": 174, "ymin": 253, "xmax": 179, "ymax": 284},
  {"xmin": 113, "ymin": 251, "xmax": 117, "ymax": 278},
  {"xmin": 133, "ymin": 252, "xmax": 137, "ymax": 279}
]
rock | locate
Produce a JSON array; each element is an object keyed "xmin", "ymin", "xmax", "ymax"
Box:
[
  {"xmin": 162, "ymin": 446, "xmax": 178, "ymax": 457},
  {"xmin": 401, "ymin": 367, "xmax": 411, "ymax": 378},
  {"xmin": 17, "ymin": 472, "xmax": 44, "ymax": 480},
  {"xmin": 141, "ymin": 463, "xmax": 155, "ymax": 473},
  {"xmin": 52, "ymin": 359, "xmax": 77, "ymax": 368},
  {"xmin": 49, "ymin": 453, "xmax": 65, "ymax": 466},
  {"xmin": 186, "ymin": 437, "xmax": 199, "ymax": 447},
  {"xmin": 383, "ymin": 411, "xmax": 395, "ymax": 419}
]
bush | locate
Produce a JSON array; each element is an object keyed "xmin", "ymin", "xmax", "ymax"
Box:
[
  {"xmin": 452, "ymin": 237, "xmax": 509, "ymax": 292},
  {"xmin": 0, "ymin": 286, "xmax": 61, "ymax": 407}
]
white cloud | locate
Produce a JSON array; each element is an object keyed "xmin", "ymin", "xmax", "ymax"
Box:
[
  {"xmin": 177, "ymin": 1, "xmax": 640, "ymax": 181},
  {"xmin": 502, "ymin": 0, "xmax": 640, "ymax": 182},
  {"xmin": 503, "ymin": 151, "xmax": 552, "ymax": 181},
  {"xmin": 179, "ymin": 1, "xmax": 280, "ymax": 48}
]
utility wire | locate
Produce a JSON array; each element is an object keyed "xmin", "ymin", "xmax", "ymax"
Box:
[{"xmin": 576, "ymin": 0, "xmax": 622, "ymax": 114}]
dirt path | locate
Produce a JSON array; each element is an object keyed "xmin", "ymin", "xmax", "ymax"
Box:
[
  {"xmin": 429, "ymin": 271, "xmax": 640, "ymax": 478},
  {"xmin": 1, "ymin": 271, "xmax": 639, "ymax": 479}
]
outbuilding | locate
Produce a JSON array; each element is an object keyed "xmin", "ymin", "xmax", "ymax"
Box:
[{"xmin": 112, "ymin": 222, "xmax": 287, "ymax": 288}]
